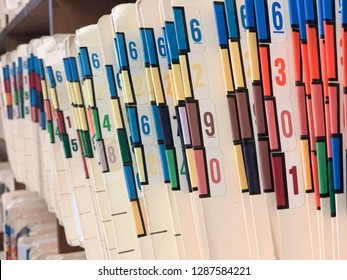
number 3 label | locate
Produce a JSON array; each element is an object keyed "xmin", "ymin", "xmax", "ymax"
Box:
[{"xmin": 270, "ymin": 45, "xmax": 290, "ymax": 98}]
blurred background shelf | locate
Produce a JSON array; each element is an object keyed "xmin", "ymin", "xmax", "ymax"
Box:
[{"xmin": 0, "ymin": 0, "xmax": 134, "ymax": 54}]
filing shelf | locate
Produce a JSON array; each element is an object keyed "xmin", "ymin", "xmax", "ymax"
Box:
[
  {"xmin": 0, "ymin": 0, "xmax": 135, "ymax": 258},
  {"xmin": 0, "ymin": 0, "xmax": 134, "ymax": 54}
]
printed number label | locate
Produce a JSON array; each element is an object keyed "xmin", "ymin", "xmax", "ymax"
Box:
[
  {"xmin": 57, "ymin": 90, "xmax": 68, "ymax": 110},
  {"xmin": 190, "ymin": 19, "xmax": 202, "ymax": 43},
  {"xmin": 103, "ymin": 114, "xmax": 111, "ymax": 132},
  {"xmin": 95, "ymin": 83, "xmax": 105, "ymax": 102},
  {"xmin": 126, "ymin": 36, "xmax": 142, "ymax": 68},
  {"xmin": 105, "ymin": 140, "xmax": 121, "ymax": 172},
  {"xmin": 131, "ymin": 69, "xmax": 148, "ymax": 105},
  {"xmin": 145, "ymin": 146, "xmax": 161, "ymax": 184},
  {"xmin": 271, "ymin": 45, "xmax": 290, "ymax": 97},
  {"xmin": 207, "ymin": 147, "xmax": 226, "ymax": 197},
  {"xmin": 137, "ymin": 106, "xmax": 155, "ymax": 145},
  {"xmin": 285, "ymin": 153, "xmax": 304, "ymax": 208},
  {"xmin": 134, "ymin": 76, "xmax": 145, "ymax": 98},
  {"xmin": 274, "ymin": 58, "xmax": 286, "ymax": 86},
  {"xmin": 107, "ymin": 146, "xmax": 116, "ymax": 164},
  {"xmin": 189, "ymin": 54, "xmax": 209, "ymax": 99},
  {"xmin": 269, "ymin": 0, "xmax": 286, "ymax": 43},
  {"xmin": 277, "ymin": 100, "xmax": 296, "ymax": 152},
  {"xmin": 280, "ymin": 110, "xmax": 293, "ymax": 138},
  {"xmin": 66, "ymin": 116, "xmax": 72, "ymax": 129},
  {"xmin": 116, "ymin": 73, "xmax": 122, "ymax": 91},
  {"xmin": 289, "ymin": 166, "xmax": 299, "ymax": 195},
  {"xmin": 157, "ymin": 37, "xmax": 166, "ymax": 57},
  {"xmin": 56, "ymin": 71, "xmax": 63, "ymax": 83},
  {"xmin": 240, "ymin": 5, "xmax": 247, "ymax": 31},
  {"xmin": 88, "ymin": 48, "xmax": 103, "ymax": 76},
  {"xmin": 272, "ymin": 2, "xmax": 283, "ymax": 32},
  {"xmin": 193, "ymin": 64, "xmax": 205, "ymax": 88},
  {"xmin": 55, "ymin": 126, "xmax": 60, "ymax": 137},
  {"xmin": 209, "ymin": 158, "xmax": 221, "ymax": 184},
  {"xmin": 203, "ymin": 112, "xmax": 215, "ymax": 137},
  {"xmin": 129, "ymin": 41, "xmax": 138, "ymax": 60},
  {"xmin": 180, "ymin": 161, "xmax": 186, "ymax": 175},
  {"xmin": 147, "ymin": 154, "xmax": 158, "ymax": 176},
  {"xmin": 141, "ymin": 115, "xmax": 150, "ymax": 135},
  {"xmin": 177, "ymin": 158, "xmax": 189, "ymax": 191},
  {"xmin": 71, "ymin": 139, "xmax": 78, "ymax": 152},
  {"xmin": 100, "ymin": 109, "xmax": 114, "ymax": 138},
  {"xmin": 185, "ymin": 7, "xmax": 205, "ymax": 52},
  {"xmin": 200, "ymin": 100, "xmax": 219, "ymax": 146},
  {"xmin": 91, "ymin": 53, "xmax": 100, "ymax": 69},
  {"xmin": 163, "ymin": 73, "xmax": 173, "ymax": 100}
]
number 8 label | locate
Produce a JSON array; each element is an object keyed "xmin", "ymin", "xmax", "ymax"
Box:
[{"xmin": 104, "ymin": 139, "xmax": 121, "ymax": 172}]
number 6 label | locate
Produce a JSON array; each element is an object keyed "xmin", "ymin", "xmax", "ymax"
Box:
[
  {"xmin": 87, "ymin": 47, "xmax": 104, "ymax": 77},
  {"xmin": 268, "ymin": 0, "xmax": 287, "ymax": 43},
  {"xmin": 183, "ymin": 7, "xmax": 205, "ymax": 52}
]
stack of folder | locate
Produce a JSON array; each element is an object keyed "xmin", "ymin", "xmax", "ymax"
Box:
[{"xmin": 0, "ymin": 0, "xmax": 347, "ymax": 260}]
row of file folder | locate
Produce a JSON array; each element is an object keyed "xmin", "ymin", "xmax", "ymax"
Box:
[
  {"xmin": 1, "ymin": 0, "xmax": 347, "ymax": 260},
  {"xmin": 2, "ymin": 190, "xmax": 58, "ymax": 260},
  {"xmin": 1, "ymin": 189, "xmax": 87, "ymax": 260}
]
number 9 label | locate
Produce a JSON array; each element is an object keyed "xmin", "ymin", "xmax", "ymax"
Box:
[{"xmin": 199, "ymin": 100, "xmax": 219, "ymax": 146}]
